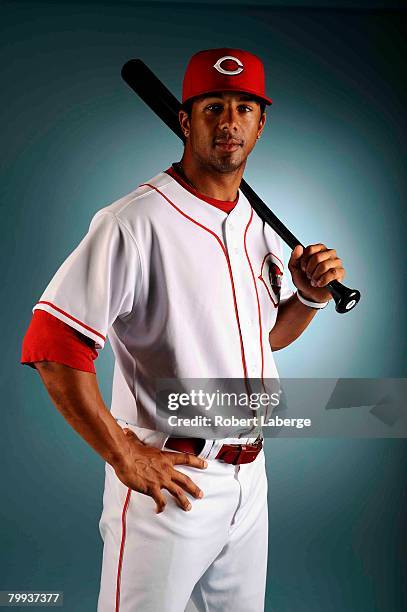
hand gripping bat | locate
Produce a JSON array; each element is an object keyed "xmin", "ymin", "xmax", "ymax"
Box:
[{"xmin": 121, "ymin": 59, "xmax": 361, "ymax": 314}]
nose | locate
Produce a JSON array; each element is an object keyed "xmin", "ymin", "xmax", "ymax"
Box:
[{"xmin": 218, "ymin": 105, "xmax": 239, "ymax": 133}]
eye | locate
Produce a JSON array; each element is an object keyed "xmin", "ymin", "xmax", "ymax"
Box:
[
  {"xmin": 205, "ymin": 103, "xmax": 224, "ymax": 113},
  {"xmin": 238, "ymin": 104, "xmax": 253, "ymax": 112}
]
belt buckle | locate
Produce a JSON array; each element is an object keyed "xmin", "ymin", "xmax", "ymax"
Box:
[
  {"xmin": 235, "ymin": 446, "xmax": 254, "ymax": 465},
  {"xmin": 234, "ymin": 437, "xmax": 263, "ymax": 465},
  {"xmin": 252, "ymin": 435, "xmax": 263, "ymax": 449}
]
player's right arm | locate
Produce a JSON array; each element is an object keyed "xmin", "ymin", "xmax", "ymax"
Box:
[
  {"xmin": 34, "ymin": 360, "xmax": 206, "ymax": 513},
  {"xmin": 23, "ymin": 211, "xmax": 206, "ymax": 513}
]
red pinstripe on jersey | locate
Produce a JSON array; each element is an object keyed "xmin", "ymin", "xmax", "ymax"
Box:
[
  {"xmin": 140, "ymin": 182, "xmax": 248, "ymax": 379},
  {"xmin": 243, "ymin": 208, "xmax": 265, "ymax": 385},
  {"xmin": 115, "ymin": 488, "xmax": 132, "ymax": 612}
]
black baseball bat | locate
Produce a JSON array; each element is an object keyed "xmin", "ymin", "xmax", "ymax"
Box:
[{"xmin": 121, "ymin": 59, "xmax": 361, "ymax": 314}]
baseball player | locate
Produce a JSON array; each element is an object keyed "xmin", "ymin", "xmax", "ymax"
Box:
[{"xmin": 21, "ymin": 48, "xmax": 346, "ymax": 611}]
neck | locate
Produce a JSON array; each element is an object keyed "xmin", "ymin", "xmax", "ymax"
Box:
[{"xmin": 179, "ymin": 149, "xmax": 245, "ymax": 202}]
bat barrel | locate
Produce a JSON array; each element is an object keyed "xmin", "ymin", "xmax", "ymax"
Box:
[{"xmin": 121, "ymin": 59, "xmax": 184, "ymax": 141}]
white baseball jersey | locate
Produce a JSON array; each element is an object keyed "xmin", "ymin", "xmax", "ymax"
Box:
[{"xmin": 33, "ymin": 169, "xmax": 294, "ymax": 446}]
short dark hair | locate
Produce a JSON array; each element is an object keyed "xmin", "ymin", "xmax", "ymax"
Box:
[
  {"xmin": 180, "ymin": 99, "xmax": 194, "ymax": 116},
  {"xmin": 181, "ymin": 96, "xmax": 266, "ymax": 117}
]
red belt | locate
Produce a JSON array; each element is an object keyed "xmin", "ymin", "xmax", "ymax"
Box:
[{"xmin": 164, "ymin": 437, "xmax": 263, "ymax": 465}]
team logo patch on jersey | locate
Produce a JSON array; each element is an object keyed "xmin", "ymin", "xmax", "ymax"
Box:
[
  {"xmin": 259, "ymin": 252, "xmax": 283, "ymax": 307},
  {"xmin": 213, "ymin": 55, "xmax": 244, "ymax": 76}
]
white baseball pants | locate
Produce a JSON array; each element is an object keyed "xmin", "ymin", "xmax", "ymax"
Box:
[{"xmin": 97, "ymin": 440, "xmax": 268, "ymax": 612}]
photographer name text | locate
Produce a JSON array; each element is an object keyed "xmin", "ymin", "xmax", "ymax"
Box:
[{"xmin": 167, "ymin": 415, "xmax": 311, "ymax": 429}]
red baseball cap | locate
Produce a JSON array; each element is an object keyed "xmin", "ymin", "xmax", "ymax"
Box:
[{"xmin": 182, "ymin": 48, "xmax": 272, "ymax": 106}]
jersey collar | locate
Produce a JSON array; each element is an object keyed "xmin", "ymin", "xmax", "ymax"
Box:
[
  {"xmin": 152, "ymin": 169, "xmax": 252, "ymax": 240},
  {"xmin": 165, "ymin": 165, "xmax": 239, "ymax": 214}
]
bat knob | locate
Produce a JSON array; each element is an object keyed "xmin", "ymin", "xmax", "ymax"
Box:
[{"xmin": 327, "ymin": 279, "xmax": 361, "ymax": 313}]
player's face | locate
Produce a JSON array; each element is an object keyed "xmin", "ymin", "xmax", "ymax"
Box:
[{"xmin": 182, "ymin": 93, "xmax": 266, "ymax": 174}]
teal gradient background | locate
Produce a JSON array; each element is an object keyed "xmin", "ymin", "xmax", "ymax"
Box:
[{"xmin": 1, "ymin": 1, "xmax": 406, "ymax": 610}]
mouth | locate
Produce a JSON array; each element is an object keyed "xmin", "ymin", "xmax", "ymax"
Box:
[{"xmin": 214, "ymin": 139, "xmax": 243, "ymax": 152}]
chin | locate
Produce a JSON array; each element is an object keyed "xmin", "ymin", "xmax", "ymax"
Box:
[{"xmin": 211, "ymin": 154, "xmax": 246, "ymax": 173}]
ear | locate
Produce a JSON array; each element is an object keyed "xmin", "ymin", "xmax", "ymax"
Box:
[
  {"xmin": 178, "ymin": 109, "xmax": 191, "ymax": 139},
  {"xmin": 257, "ymin": 111, "xmax": 266, "ymax": 139}
]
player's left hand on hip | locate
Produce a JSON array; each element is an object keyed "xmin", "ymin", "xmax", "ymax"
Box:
[{"xmin": 288, "ymin": 243, "xmax": 346, "ymax": 303}]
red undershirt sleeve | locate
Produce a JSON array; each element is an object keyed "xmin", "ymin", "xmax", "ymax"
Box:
[{"xmin": 21, "ymin": 309, "xmax": 98, "ymax": 374}]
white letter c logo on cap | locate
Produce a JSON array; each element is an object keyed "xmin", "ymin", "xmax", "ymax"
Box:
[{"xmin": 213, "ymin": 55, "xmax": 244, "ymax": 76}]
